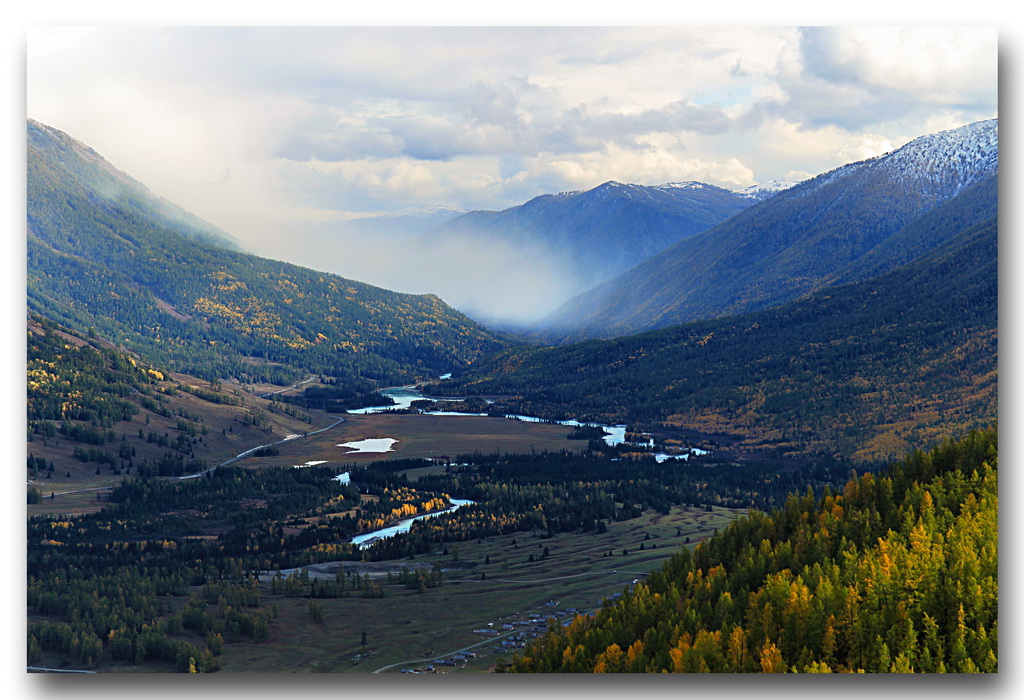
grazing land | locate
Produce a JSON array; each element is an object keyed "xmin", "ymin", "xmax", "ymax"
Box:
[
  {"xmin": 216, "ymin": 505, "xmax": 744, "ymax": 673},
  {"xmin": 234, "ymin": 413, "xmax": 583, "ymax": 470}
]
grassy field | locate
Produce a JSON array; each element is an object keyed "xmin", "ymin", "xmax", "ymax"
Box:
[
  {"xmin": 27, "ymin": 396, "xmax": 747, "ymax": 674},
  {"xmin": 232, "ymin": 412, "xmax": 585, "ymax": 471},
  {"xmin": 216, "ymin": 504, "xmax": 745, "ymax": 673}
]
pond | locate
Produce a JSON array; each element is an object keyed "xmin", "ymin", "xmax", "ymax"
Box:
[{"xmin": 337, "ymin": 437, "xmax": 398, "ymax": 455}]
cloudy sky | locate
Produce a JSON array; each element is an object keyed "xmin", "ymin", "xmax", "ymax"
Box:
[{"xmin": 26, "ymin": 25, "xmax": 997, "ymax": 257}]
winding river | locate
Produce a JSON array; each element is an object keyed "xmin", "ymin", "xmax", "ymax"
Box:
[
  {"xmin": 340, "ymin": 383, "xmax": 708, "ymax": 548},
  {"xmin": 348, "ymin": 384, "xmax": 708, "ymax": 461},
  {"xmin": 348, "ymin": 385, "xmax": 633, "ymax": 447}
]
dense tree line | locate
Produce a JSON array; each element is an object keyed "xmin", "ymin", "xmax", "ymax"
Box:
[
  {"xmin": 501, "ymin": 427, "xmax": 997, "ymax": 673},
  {"xmin": 337, "ymin": 451, "xmax": 860, "ymax": 560},
  {"xmin": 279, "ymin": 384, "xmax": 395, "ymax": 412},
  {"xmin": 27, "ymin": 317, "xmax": 155, "ymax": 438},
  {"xmin": 28, "ymin": 438, "xmax": 863, "ymax": 671}
]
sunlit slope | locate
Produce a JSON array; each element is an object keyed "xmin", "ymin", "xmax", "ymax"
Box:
[
  {"xmin": 27, "ymin": 120, "xmax": 508, "ymax": 387},
  {"xmin": 504, "ymin": 428, "xmax": 998, "ymax": 673}
]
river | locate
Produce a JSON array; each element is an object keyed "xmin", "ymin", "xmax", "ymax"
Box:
[
  {"xmin": 350, "ymin": 497, "xmax": 476, "ymax": 549},
  {"xmin": 346, "ymin": 385, "xmax": 709, "ymax": 457},
  {"xmin": 340, "ymin": 383, "xmax": 707, "ymax": 549}
]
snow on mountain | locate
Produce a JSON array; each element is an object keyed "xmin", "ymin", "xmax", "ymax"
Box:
[
  {"xmin": 388, "ymin": 204, "xmax": 465, "ymax": 219},
  {"xmin": 878, "ymin": 119, "xmax": 998, "ymax": 196},
  {"xmin": 735, "ymin": 179, "xmax": 801, "ymax": 200},
  {"xmin": 537, "ymin": 118, "xmax": 999, "ymax": 342},
  {"xmin": 657, "ymin": 181, "xmax": 709, "ymax": 190}
]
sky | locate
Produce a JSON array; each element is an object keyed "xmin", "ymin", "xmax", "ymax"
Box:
[{"xmin": 26, "ymin": 25, "xmax": 998, "ymax": 259}]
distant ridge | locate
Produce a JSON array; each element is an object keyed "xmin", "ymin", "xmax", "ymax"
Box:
[
  {"xmin": 538, "ymin": 119, "xmax": 998, "ymax": 341},
  {"xmin": 27, "ymin": 119, "xmax": 245, "ymax": 252},
  {"xmin": 415, "ymin": 178, "xmax": 759, "ymax": 301},
  {"xmin": 432, "ymin": 211, "xmax": 997, "ymax": 461}
]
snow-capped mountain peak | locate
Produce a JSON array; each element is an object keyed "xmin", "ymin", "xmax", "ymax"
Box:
[
  {"xmin": 657, "ymin": 181, "xmax": 708, "ymax": 190},
  {"xmin": 735, "ymin": 179, "xmax": 801, "ymax": 200},
  {"xmin": 875, "ymin": 119, "xmax": 998, "ymax": 197}
]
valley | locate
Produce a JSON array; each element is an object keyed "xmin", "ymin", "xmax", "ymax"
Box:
[
  {"xmin": 27, "ymin": 348, "xmax": 756, "ymax": 673},
  {"xmin": 24, "ymin": 111, "xmax": 998, "ymax": 675},
  {"xmin": 218, "ymin": 504, "xmax": 745, "ymax": 674}
]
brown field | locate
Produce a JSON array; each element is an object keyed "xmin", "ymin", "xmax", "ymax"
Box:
[{"xmin": 231, "ymin": 413, "xmax": 584, "ymax": 471}]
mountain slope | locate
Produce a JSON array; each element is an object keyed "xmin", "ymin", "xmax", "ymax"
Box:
[
  {"xmin": 503, "ymin": 428, "xmax": 998, "ymax": 673},
  {"xmin": 27, "ymin": 120, "xmax": 244, "ymax": 252},
  {"xmin": 540, "ymin": 120, "xmax": 998, "ymax": 341},
  {"xmin": 430, "ymin": 213, "xmax": 997, "ymax": 462},
  {"xmin": 26, "ymin": 314, "xmax": 340, "ymax": 501},
  {"xmin": 27, "ymin": 120, "xmax": 508, "ymax": 388},
  {"xmin": 418, "ymin": 180, "xmax": 760, "ymax": 299}
]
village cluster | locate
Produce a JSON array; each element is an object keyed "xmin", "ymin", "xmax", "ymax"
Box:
[{"xmin": 399, "ymin": 603, "xmax": 602, "ymax": 674}]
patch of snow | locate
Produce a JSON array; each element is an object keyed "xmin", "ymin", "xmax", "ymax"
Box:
[
  {"xmin": 657, "ymin": 181, "xmax": 706, "ymax": 190},
  {"xmin": 735, "ymin": 179, "xmax": 801, "ymax": 200},
  {"xmin": 875, "ymin": 119, "xmax": 998, "ymax": 196}
]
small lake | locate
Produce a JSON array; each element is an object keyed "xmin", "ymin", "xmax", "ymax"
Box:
[
  {"xmin": 350, "ymin": 497, "xmax": 475, "ymax": 549},
  {"xmin": 337, "ymin": 437, "xmax": 398, "ymax": 455}
]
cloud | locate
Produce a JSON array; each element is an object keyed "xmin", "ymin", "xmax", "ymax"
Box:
[
  {"xmin": 745, "ymin": 26, "xmax": 998, "ymax": 132},
  {"xmin": 27, "ymin": 26, "xmax": 998, "ymax": 257}
]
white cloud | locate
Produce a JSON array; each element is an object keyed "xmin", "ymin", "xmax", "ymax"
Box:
[{"xmin": 26, "ymin": 25, "xmax": 998, "ymax": 255}]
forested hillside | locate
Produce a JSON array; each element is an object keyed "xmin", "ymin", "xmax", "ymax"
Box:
[
  {"xmin": 27, "ymin": 120, "xmax": 508, "ymax": 389},
  {"xmin": 502, "ymin": 427, "xmax": 997, "ymax": 673},
  {"xmin": 540, "ymin": 120, "xmax": 997, "ymax": 341},
  {"xmin": 431, "ymin": 215, "xmax": 997, "ymax": 462},
  {"xmin": 26, "ymin": 315, "xmax": 343, "ymax": 503}
]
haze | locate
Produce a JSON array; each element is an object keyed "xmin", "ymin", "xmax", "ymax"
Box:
[{"xmin": 26, "ymin": 25, "xmax": 997, "ymax": 324}]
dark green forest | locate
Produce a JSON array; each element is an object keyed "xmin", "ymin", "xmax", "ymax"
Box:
[
  {"xmin": 432, "ymin": 216, "xmax": 997, "ymax": 462},
  {"xmin": 24, "ymin": 118, "xmax": 999, "ymax": 674}
]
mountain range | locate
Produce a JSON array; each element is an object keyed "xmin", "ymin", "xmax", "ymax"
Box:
[
  {"xmin": 537, "ymin": 120, "xmax": 998, "ymax": 341},
  {"xmin": 272, "ymin": 177, "xmax": 786, "ymax": 326},
  {"xmin": 417, "ymin": 179, "xmax": 768, "ymax": 298},
  {"xmin": 25, "ymin": 117, "xmax": 998, "ymax": 461}
]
